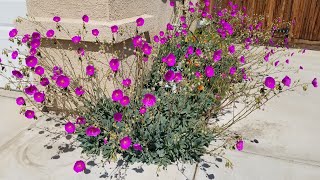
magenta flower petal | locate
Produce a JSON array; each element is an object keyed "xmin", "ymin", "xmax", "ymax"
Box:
[
  {"xmin": 65, "ymin": 122, "xmax": 76, "ymax": 134},
  {"xmin": 122, "ymin": 78, "xmax": 132, "ymax": 87},
  {"xmin": 86, "ymin": 65, "xmax": 95, "ymax": 76},
  {"xmin": 56, "ymin": 75, "xmax": 70, "ymax": 88},
  {"xmin": 35, "ymin": 66, "xmax": 45, "ymax": 76},
  {"xmin": 92, "ymin": 29, "xmax": 100, "ymax": 36},
  {"xmin": 164, "ymin": 70, "xmax": 175, "ymax": 81},
  {"xmin": 132, "ymin": 35, "xmax": 143, "ymax": 47},
  {"xmin": 139, "ymin": 106, "xmax": 147, "ymax": 114},
  {"xmin": 25, "ymin": 56, "xmax": 38, "ymax": 68},
  {"xmin": 282, "ymin": 76, "xmax": 291, "ymax": 87},
  {"xmin": 25, "ymin": 110, "xmax": 35, "ymax": 119},
  {"xmin": 82, "ymin": 15, "xmax": 89, "ymax": 23},
  {"xmin": 46, "ymin": 29, "xmax": 55, "ymax": 38},
  {"xmin": 142, "ymin": 93, "xmax": 156, "ymax": 107},
  {"xmin": 166, "ymin": 53, "xmax": 176, "ymax": 67},
  {"xmin": 16, "ymin": 97, "xmax": 25, "ymax": 106},
  {"xmin": 213, "ymin": 49, "xmax": 222, "ymax": 62},
  {"xmin": 11, "ymin": 51, "xmax": 18, "ymax": 59},
  {"xmin": 85, "ymin": 126, "xmax": 101, "ymax": 137},
  {"xmin": 12, "ymin": 70, "xmax": 23, "ymax": 79},
  {"xmin": 76, "ymin": 116, "xmax": 86, "ymax": 125},
  {"xmin": 109, "ymin": 58, "xmax": 120, "ymax": 72},
  {"xmin": 53, "ymin": 16, "xmax": 61, "ymax": 22},
  {"xmin": 40, "ymin": 78, "xmax": 50, "ymax": 86},
  {"xmin": 236, "ymin": 140, "xmax": 244, "ymax": 151},
  {"xmin": 71, "ymin": 36, "xmax": 81, "ymax": 44},
  {"xmin": 111, "ymin": 25, "xmax": 119, "ymax": 33},
  {"xmin": 133, "ymin": 143, "xmax": 143, "ymax": 151},
  {"xmin": 174, "ymin": 72, "xmax": 183, "ymax": 83},
  {"xmin": 136, "ymin": 17, "xmax": 145, "ymax": 27},
  {"xmin": 312, "ymin": 78, "xmax": 318, "ymax": 88},
  {"xmin": 24, "ymin": 85, "xmax": 38, "ymax": 96},
  {"xmin": 75, "ymin": 86, "xmax": 85, "ymax": 96},
  {"xmin": 239, "ymin": 55, "xmax": 245, "ymax": 64},
  {"xmin": 73, "ymin": 160, "xmax": 86, "ymax": 173},
  {"xmin": 112, "ymin": 89, "xmax": 123, "ymax": 101},
  {"xmin": 142, "ymin": 43, "xmax": 152, "ymax": 55},
  {"xmin": 228, "ymin": 45, "xmax": 235, "ymax": 54},
  {"xmin": 265, "ymin": 76, "xmax": 276, "ymax": 89},
  {"xmin": 120, "ymin": 96, "xmax": 130, "ymax": 107},
  {"xmin": 33, "ymin": 92, "xmax": 45, "ymax": 103},
  {"xmin": 114, "ymin": 112, "xmax": 123, "ymax": 122},
  {"xmin": 229, "ymin": 67, "xmax": 236, "ymax": 75},
  {"xmin": 120, "ymin": 136, "xmax": 132, "ymax": 150},
  {"xmin": 9, "ymin": 28, "xmax": 18, "ymax": 38},
  {"xmin": 205, "ymin": 66, "xmax": 215, "ymax": 78}
]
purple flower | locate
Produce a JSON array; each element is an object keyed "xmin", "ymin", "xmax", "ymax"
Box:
[
  {"xmin": 132, "ymin": 35, "xmax": 143, "ymax": 47},
  {"xmin": 282, "ymin": 76, "xmax": 291, "ymax": 87},
  {"xmin": 136, "ymin": 17, "xmax": 145, "ymax": 27},
  {"xmin": 71, "ymin": 36, "xmax": 81, "ymax": 44},
  {"xmin": 56, "ymin": 75, "xmax": 70, "ymax": 88},
  {"xmin": 169, "ymin": 0, "xmax": 175, "ymax": 7},
  {"xmin": 164, "ymin": 70, "xmax": 175, "ymax": 81},
  {"xmin": 32, "ymin": 32, "xmax": 41, "ymax": 40},
  {"xmin": 53, "ymin": 16, "xmax": 61, "ymax": 22},
  {"xmin": 22, "ymin": 34, "xmax": 30, "ymax": 43},
  {"xmin": 133, "ymin": 143, "xmax": 143, "ymax": 151},
  {"xmin": 25, "ymin": 110, "xmax": 35, "ymax": 119},
  {"xmin": 111, "ymin": 25, "xmax": 118, "ymax": 33},
  {"xmin": 92, "ymin": 29, "xmax": 99, "ymax": 36},
  {"xmin": 73, "ymin": 160, "xmax": 86, "ymax": 173},
  {"xmin": 189, "ymin": 7, "xmax": 195, "ymax": 13},
  {"xmin": 30, "ymin": 39, "xmax": 41, "ymax": 49},
  {"xmin": 76, "ymin": 116, "xmax": 86, "ymax": 125},
  {"xmin": 112, "ymin": 89, "xmax": 123, "ymax": 101},
  {"xmin": 236, "ymin": 140, "xmax": 244, "ymax": 151},
  {"xmin": 114, "ymin": 112, "xmax": 123, "ymax": 122},
  {"xmin": 285, "ymin": 59, "xmax": 290, "ymax": 64},
  {"xmin": 159, "ymin": 31, "xmax": 165, "ymax": 36},
  {"xmin": 86, "ymin": 126, "xmax": 101, "ymax": 137},
  {"xmin": 109, "ymin": 58, "xmax": 120, "ymax": 72},
  {"xmin": 213, "ymin": 49, "xmax": 222, "ymax": 62},
  {"xmin": 264, "ymin": 76, "xmax": 276, "ymax": 89},
  {"xmin": 264, "ymin": 53, "xmax": 270, "ymax": 62},
  {"xmin": 228, "ymin": 45, "xmax": 235, "ymax": 54},
  {"xmin": 75, "ymin": 86, "xmax": 85, "ymax": 96},
  {"xmin": 82, "ymin": 15, "xmax": 89, "ymax": 23},
  {"xmin": 40, "ymin": 78, "xmax": 50, "ymax": 86},
  {"xmin": 275, "ymin": 61, "xmax": 280, "ymax": 67},
  {"xmin": 34, "ymin": 92, "xmax": 45, "ymax": 103},
  {"xmin": 12, "ymin": 70, "xmax": 23, "ymax": 79},
  {"xmin": 25, "ymin": 56, "xmax": 38, "ymax": 68},
  {"xmin": 312, "ymin": 78, "xmax": 318, "ymax": 88},
  {"xmin": 120, "ymin": 96, "xmax": 130, "ymax": 106},
  {"xmin": 187, "ymin": 46, "xmax": 194, "ymax": 55},
  {"xmin": 46, "ymin": 29, "xmax": 55, "ymax": 38},
  {"xmin": 195, "ymin": 48, "xmax": 202, "ymax": 57},
  {"xmin": 29, "ymin": 48, "xmax": 37, "ymax": 56},
  {"xmin": 142, "ymin": 43, "xmax": 152, "ymax": 55},
  {"xmin": 153, "ymin": 35, "xmax": 159, "ymax": 42},
  {"xmin": 229, "ymin": 67, "xmax": 236, "ymax": 75},
  {"xmin": 167, "ymin": 23, "xmax": 174, "ymax": 30},
  {"xmin": 142, "ymin": 93, "xmax": 156, "ymax": 107},
  {"xmin": 122, "ymin": 78, "xmax": 132, "ymax": 87},
  {"xmin": 139, "ymin": 106, "xmax": 147, "ymax": 114},
  {"xmin": 174, "ymin": 72, "xmax": 183, "ymax": 83},
  {"xmin": 65, "ymin": 122, "xmax": 75, "ymax": 134},
  {"xmin": 195, "ymin": 71, "xmax": 201, "ymax": 78},
  {"xmin": 299, "ymin": 66, "xmax": 304, "ymax": 70},
  {"xmin": 24, "ymin": 85, "xmax": 38, "ymax": 96},
  {"xmin": 239, "ymin": 55, "xmax": 245, "ymax": 64},
  {"xmin": 11, "ymin": 51, "xmax": 18, "ymax": 59},
  {"xmin": 86, "ymin": 65, "xmax": 95, "ymax": 76},
  {"xmin": 205, "ymin": 66, "xmax": 215, "ymax": 78},
  {"xmin": 77, "ymin": 48, "xmax": 85, "ymax": 56},
  {"xmin": 16, "ymin": 97, "xmax": 25, "ymax": 106},
  {"xmin": 35, "ymin": 66, "xmax": 45, "ymax": 76},
  {"xmin": 166, "ymin": 53, "xmax": 176, "ymax": 67},
  {"xmin": 120, "ymin": 136, "xmax": 132, "ymax": 150},
  {"xmin": 104, "ymin": 139, "xmax": 108, "ymax": 145},
  {"xmin": 180, "ymin": 16, "xmax": 186, "ymax": 22},
  {"xmin": 9, "ymin": 28, "xmax": 18, "ymax": 38}
]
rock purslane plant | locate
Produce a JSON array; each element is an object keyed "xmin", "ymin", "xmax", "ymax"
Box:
[{"xmin": 0, "ymin": 0, "xmax": 318, "ymax": 175}]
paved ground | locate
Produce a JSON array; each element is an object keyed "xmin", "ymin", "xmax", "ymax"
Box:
[{"xmin": 0, "ymin": 49, "xmax": 319, "ymax": 180}]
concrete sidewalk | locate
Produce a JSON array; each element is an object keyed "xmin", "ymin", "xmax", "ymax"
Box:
[{"xmin": 0, "ymin": 49, "xmax": 319, "ymax": 180}]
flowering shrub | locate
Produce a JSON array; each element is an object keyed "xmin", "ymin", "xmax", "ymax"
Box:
[{"xmin": 0, "ymin": 0, "xmax": 318, "ymax": 175}]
